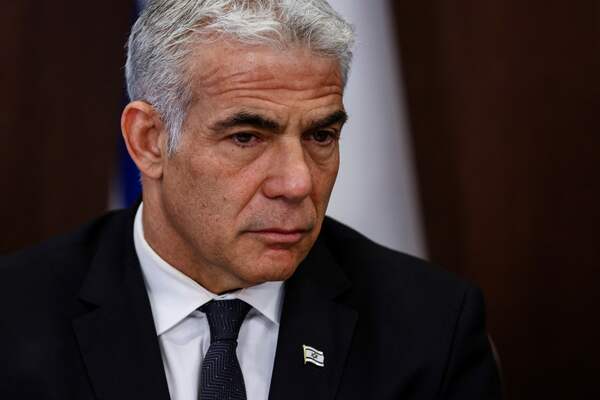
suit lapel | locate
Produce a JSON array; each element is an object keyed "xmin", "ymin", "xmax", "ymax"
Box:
[
  {"xmin": 268, "ymin": 238, "xmax": 358, "ymax": 400},
  {"xmin": 72, "ymin": 210, "xmax": 171, "ymax": 400}
]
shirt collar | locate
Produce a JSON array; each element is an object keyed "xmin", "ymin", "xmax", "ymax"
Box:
[{"xmin": 133, "ymin": 203, "xmax": 284, "ymax": 336}]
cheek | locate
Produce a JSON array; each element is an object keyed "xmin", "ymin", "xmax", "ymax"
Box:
[
  {"xmin": 163, "ymin": 153, "xmax": 227, "ymax": 226},
  {"xmin": 185, "ymin": 153, "xmax": 267, "ymax": 222},
  {"xmin": 311, "ymin": 156, "xmax": 339, "ymax": 204}
]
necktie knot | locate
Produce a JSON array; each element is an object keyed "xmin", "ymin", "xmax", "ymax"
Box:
[{"xmin": 200, "ymin": 299, "xmax": 251, "ymax": 342}]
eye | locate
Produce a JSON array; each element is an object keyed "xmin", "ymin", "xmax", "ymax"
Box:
[
  {"xmin": 230, "ymin": 133, "xmax": 260, "ymax": 147},
  {"xmin": 307, "ymin": 130, "xmax": 338, "ymax": 145}
]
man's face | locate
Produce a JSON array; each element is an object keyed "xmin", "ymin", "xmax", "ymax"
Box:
[{"xmin": 153, "ymin": 41, "xmax": 346, "ymax": 291}]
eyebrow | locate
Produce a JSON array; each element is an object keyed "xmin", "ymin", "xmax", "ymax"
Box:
[
  {"xmin": 307, "ymin": 110, "xmax": 348, "ymax": 132},
  {"xmin": 210, "ymin": 111, "xmax": 281, "ymax": 132},
  {"xmin": 209, "ymin": 109, "xmax": 348, "ymax": 133}
]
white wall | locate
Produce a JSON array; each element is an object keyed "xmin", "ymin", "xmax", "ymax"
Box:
[{"xmin": 325, "ymin": 0, "xmax": 427, "ymax": 257}]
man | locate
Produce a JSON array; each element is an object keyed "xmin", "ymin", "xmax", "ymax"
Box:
[{"xmin": 0, "ymin": 0, "xmax": 501, "ymax": 399}]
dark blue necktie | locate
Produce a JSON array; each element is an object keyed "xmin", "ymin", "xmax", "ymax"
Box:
[{"xmin": 199, "ymin": 299, "xmax": 251, "ymax": 400}]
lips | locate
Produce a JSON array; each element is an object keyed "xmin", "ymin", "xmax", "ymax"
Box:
[{"xmin": 246, "ymin": 228, "xmax": 309, "ymax": 245}]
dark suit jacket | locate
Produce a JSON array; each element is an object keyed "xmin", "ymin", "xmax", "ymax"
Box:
[{"xmin": 0, "ymin": 208, "xmax": 501, "ymax": 399}]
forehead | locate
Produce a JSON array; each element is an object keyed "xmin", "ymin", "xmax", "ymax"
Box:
[{"xmin": 186, "ymin": 40, "xmax": 344, "ymax": 104}]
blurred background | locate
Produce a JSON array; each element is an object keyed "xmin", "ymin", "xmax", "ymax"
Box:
[{"xmin": 1, "ymin": 1, "xmax": 599, "ymax": 398}]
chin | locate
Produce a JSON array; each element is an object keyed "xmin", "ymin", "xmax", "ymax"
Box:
[{"xmin": 243, "ymin": 255, "xmax": 302, "ymax": 284}]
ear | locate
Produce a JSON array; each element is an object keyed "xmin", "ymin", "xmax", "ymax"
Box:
[{"xmin": 121, "ymin": 101, "xmax": 166, "ymax": 180}]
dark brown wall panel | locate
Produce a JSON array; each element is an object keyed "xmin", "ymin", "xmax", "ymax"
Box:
[
  {"xmin": 394, "ymin": 1, "xmax": 600, "ymax": 398},
  {"xmin": 0, "ymin": 1, "xmax": 131, "ymax": 253}
]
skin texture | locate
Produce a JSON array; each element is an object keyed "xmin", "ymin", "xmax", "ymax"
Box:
[{"xmin": 121, "ymin": 40, "xmax": 346, "ymax": 294}]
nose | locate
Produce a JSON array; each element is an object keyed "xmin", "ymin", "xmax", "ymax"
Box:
[{"xmin": 262, "ymin": 138, "xmax": 313, "ymax": 202}]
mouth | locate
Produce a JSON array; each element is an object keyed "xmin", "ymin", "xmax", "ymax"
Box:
[{"xmin": 246, "ymin": 228, "xmax": 310, "ymax": 245}]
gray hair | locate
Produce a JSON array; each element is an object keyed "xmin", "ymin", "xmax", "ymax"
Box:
[{"xmin": 125, "ymin": 0, "xmax": 355, "ymax": 153}]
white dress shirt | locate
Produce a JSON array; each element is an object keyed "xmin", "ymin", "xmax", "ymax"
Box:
[{"xmin": 133, "ymin": 204, "xmax": 284, "ymax": 400}]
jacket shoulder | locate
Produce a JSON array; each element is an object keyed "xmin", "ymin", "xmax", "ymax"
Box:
[
  {"xmin": 0, "ymin": 210, "xmax": 131, "ymax": 307},
  {"xmin": 320, "ymin": 217, "xmax": 474, "ymax": 310},
  {"xmin": 320, "ymin": 218, "xmax": 500, "ymax": 398}
]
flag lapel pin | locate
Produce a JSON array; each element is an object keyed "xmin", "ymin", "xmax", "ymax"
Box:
[{"xmin": 303, "ymin": 344, "xmax": 325, "ymax": 367}]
